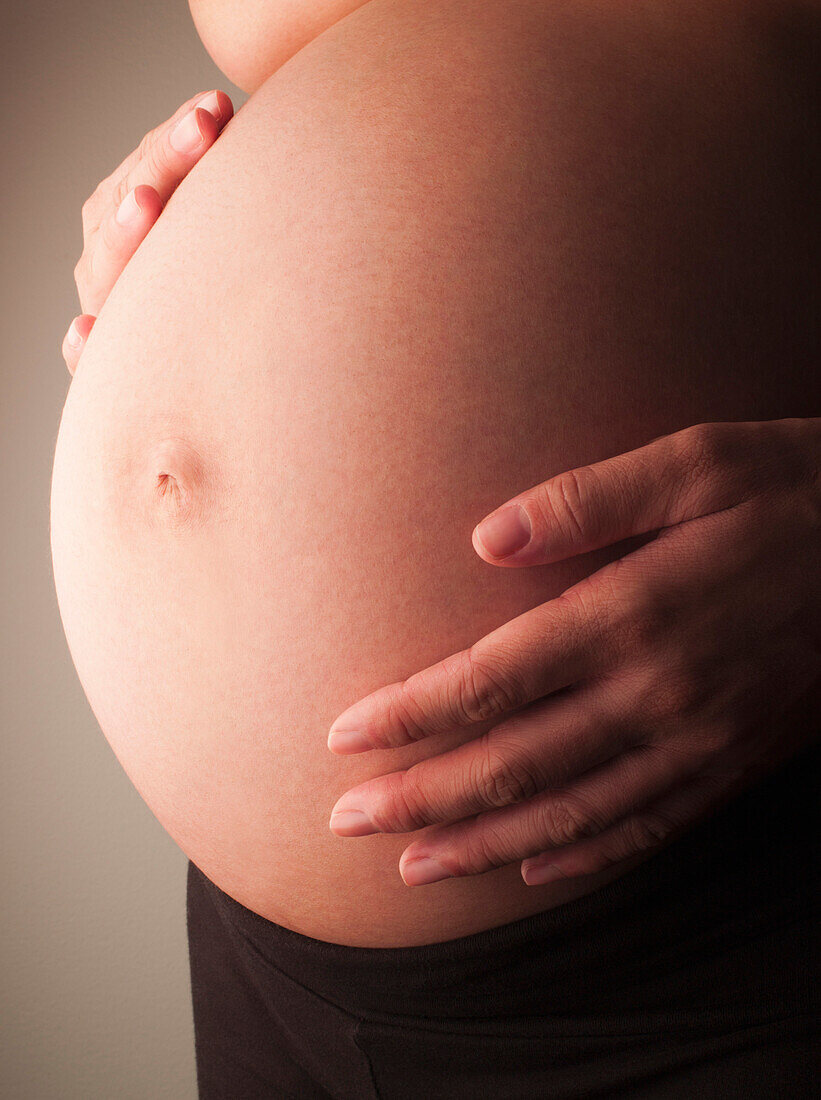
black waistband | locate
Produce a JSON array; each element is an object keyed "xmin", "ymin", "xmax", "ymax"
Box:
[{"xmin": 191, "ymin": 736, "xmax": 819, "ymax": 1021}]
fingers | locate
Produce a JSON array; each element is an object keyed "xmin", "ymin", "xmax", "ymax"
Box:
[
  {"xmin": 80, "ymin": 107, "xmax": 216, "ymax": 317},
  {"xmin": 471, "ymin": 420, "xmax": 789, "ymax": 567},
  {"xmin": 519, "ymin": 769, "xmax": 730, "ymax": 886},
  {"xmin": 324, "ymin": 486, "xmax": 751, "ymax": 760},
  {"xmin": 109, "ymin": 101, "xmax": 222, "ymax": 211},
  {"xmin": 81, "ymin": 90, "xmax": 232, "ymax": 232},
  {"xmin": 328, "ymin": 685, "xmax": 637, "ymax": 835},
  {"xmin": 396, "ymin": 745, "xmax": 717, "ymax": 886},
  {"xmin": 61, "ymin": 314, "xmax": 96, "ymax": 375},
  {"xmin": 85, "ymin": 184, "xmax": 163, "ymax": 314},
  {"xmin": 76, "ymin": 90, "xmax": 233, "ymax": 314},
  {"xmin": 326, "ymin": 588, "xmax": 618, "ymax": 754}
]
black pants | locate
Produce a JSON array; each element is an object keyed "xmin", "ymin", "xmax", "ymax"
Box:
[{"xmin": 187, "ymin": 740, "xmax": 819, "ymax": 1100}]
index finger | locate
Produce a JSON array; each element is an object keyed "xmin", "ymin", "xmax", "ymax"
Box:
[{"xmin": 326, "ymin": 581, "xmax": 619, "ymax": 753}]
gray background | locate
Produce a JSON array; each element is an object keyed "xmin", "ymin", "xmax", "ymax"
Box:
[{"xmin": 2, "ymin": 3, "xmax": 243, "ymax": 1096}]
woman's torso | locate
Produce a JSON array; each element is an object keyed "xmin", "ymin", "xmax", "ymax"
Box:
[{"xmin": 50, "ymin": 0, "xmax": 818, "ymax": 946}]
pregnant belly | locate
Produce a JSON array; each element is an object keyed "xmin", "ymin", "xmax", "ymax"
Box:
[{"xmin": 50, "ymin": 0, "xmax": 817, "ymax": 946}]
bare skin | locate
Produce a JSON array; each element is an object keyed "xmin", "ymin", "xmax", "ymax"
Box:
[
  {"xmin": 327, "ymin": 419, "xmax": 821, "ymax": 886},
  {"xmin": 62, "ymin": 90, "xmax": 234, "ymax": 373},
  {"xmin": 52, "ymin": 0, "xmax": 819, "ymax": 946}
]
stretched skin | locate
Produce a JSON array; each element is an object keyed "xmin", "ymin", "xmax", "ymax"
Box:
[{"xmin": 51, "ymin": 0, "xmax": 818, "ymax": 946}]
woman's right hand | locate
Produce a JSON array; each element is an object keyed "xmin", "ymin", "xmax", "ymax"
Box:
[{"xmin": 62, "ymin": 89, "xmax": 233, "ymax": 376}]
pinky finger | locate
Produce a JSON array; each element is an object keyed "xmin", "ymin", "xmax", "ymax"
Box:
[
  {"xmin": 521, "ymin": 771, "xmax": 732, "ymax": 886},
  {"xmin": 62, "ymin": 314, "xmax": 96, "ymax": 375}
]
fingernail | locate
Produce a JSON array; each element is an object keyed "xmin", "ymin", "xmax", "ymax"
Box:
[
  {"xmin": 196, "ymin": 91, "xmax": 224, "ymax": 124},
  {"xmin": 475, "ymin": 505, "xmax": 531, "ymax": 559},
  {"xmin": 115, "ymin": 188, "xmax": 142, "ymax": 226},
  {"xmin": 401, "ymin": 856, "xmax": 452, "ymax": 886},
  {"xmin": 329, "ymin": 809, "xmax": 377, "ymax": 836},
  {"xmin": 327, "ymin": 729, "xmax": 372, "ymax": 754},
  {"xmin": 522, "ymin": 860, "xmax": 568, "ymax": 886},
  {"xmin": 170, "ymin": 108, "xmax": 206, "ymax": 154},
  {"xmin": 66, "ymin": 320, "xmax": 83, "ymax": 349}
]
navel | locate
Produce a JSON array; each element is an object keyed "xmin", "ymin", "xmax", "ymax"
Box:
[{"xmin": 146, "ymin": 436, "xmax": 214, "ymax": 532}]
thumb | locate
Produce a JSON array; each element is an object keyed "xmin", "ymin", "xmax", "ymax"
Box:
[{"xmin": 471, "ymin": 421, "xmax": 766, "ymax": 566}]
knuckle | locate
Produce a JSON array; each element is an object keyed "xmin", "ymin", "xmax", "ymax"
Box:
[
  {"xmin": 554, "ymin": 576, "xmax": 621, "ymax": 657},
  {"xmin": 626, "ymin": 588, "xmax": 665, "ymax": 651},
  {"xmin": 551, "ymin": 583, "xmax": 591, "ymax": 625},
  {"xmin": 113, "ymin": 165, "xmax": 150, "ymax": 208},
  {"xmin": 594, "ymin": 566, "xmax": 634, "ymax": 631},
  {"xmin": 535, "ymin": 466, "xmax": 591, "ymax": 543},
  {"xmin": 536, "ymin": 790, "xmax": 600, "ymax": 847},
  {"xmin": 459, "ymin": 822, "xmax": 517, "ymax": 875},
  {"xmin": 624, "ymin": 809, "xmax": 676, "ymax": 853},
  {"xmin": 592, "ymin": 671, "xmax": 644, "ymax": 739},
  {"xmin": 137, "ymin": 128, "xmax": 157, "ymax": 161},
  {"xmin": 80, "ymin": 194, "xmax": 99, "ymax": 227},
  {"xmin": 389, "ymin": 680, "xmax": 437, "ymax": 744},
  {"xmin": 680, "ymin": 421, "xmax": 733, "ymax": 479},
  {"xmin": 611, "ymin": 570, "xmax": 672, "ymax": 657},
  {"xmin": 663, "ymin": 665, "xmax": 707, "ymax": 720},
  {"xmin": 110, "ymin": 174, "xmax": 131, "ymax": 209},
  {"xmin": 472, "ymin": 737, "xmax": 540, "ymax": 809},
  {"xmin": 373, "ymin": 770, "xmax": 429, "ymax": 832},
  {"xmin": 144, "ymin": 139, "xmax": 175, "ymax": 181},
  {"xmin": 637, "ymin": 665, "xmax": 699, "ymax": 728},
  {"xmin": 455, "ymin": 645, "xmax": 524, "ymax": 725}
]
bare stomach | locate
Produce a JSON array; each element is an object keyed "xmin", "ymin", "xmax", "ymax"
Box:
[{"xmin": 49, "ymin": 0, "xmax": 817, "ymax": 946}]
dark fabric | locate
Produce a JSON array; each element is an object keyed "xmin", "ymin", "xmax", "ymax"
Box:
[{"xmin": 187, "ymin": 738, "xmax": 820, "ymax": 1100}]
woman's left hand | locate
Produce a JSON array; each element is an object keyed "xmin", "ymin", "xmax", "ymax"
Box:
[
  {"xmin": 327, "ymin": 418, "xmax": 821, "ymax": 887},
  {"xmin": 62, "ymin": 89, "xmax": 233, "ymax": 375}
]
